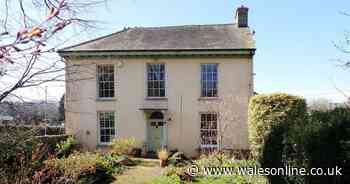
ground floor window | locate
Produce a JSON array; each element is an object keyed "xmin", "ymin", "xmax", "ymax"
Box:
[
  {"xmin": 98, "ymin": 112, "xmax": 115, "ymax": 144},
  {"xmin": 200, "ymin": 113, "xmax": 218, "ymax": 150}
]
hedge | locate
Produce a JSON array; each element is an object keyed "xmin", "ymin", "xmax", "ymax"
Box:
[
  {"xmin": 249, "ymin": 93, "xmax": 350, "ymax": 184},
  {"xmin": 37, "ymin": 135, "xmax": 69, "ymax": 153},
  {"xmin": 248, "ymin": 93, "xmax": 307, "ymax": 184},
  {"xmin": 248, "ymin": 93, "xmax": 307, "ymax": 159},
  {"xmin": 289, "ymin": 108, "xmax": 350, "ymax": 184}
]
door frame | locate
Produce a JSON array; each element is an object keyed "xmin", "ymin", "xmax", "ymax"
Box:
[{"xmin": 146, "ymin": 117, "xmax": 168, "ymax": 152}]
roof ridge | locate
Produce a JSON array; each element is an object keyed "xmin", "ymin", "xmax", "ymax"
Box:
[{"xmin": 134, "ymin": 23, "xmax": 236, "ymax": 30}]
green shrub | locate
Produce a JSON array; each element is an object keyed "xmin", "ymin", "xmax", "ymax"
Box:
[
  {"xmin": 168, "ymin": 152, "xmax": 192, "ymax": 167},
  {"xmin": 248, "ymin": 93, "xmax": 307, "ymax": 184},
  {"xmin": 37, "ymin": 134, "xmax": 69, "ymax": 154},
  {"xmin": 55, "ymin": 136, "xmax": 79, "ymax": 158},
  {"xmin": 195, "ymin": 152, "xmax": 259, "ymax": 170},
  {"xmin": 194, "ymin": 152, "xmax": 233, "ymax": 168},
  {"xmin": 42, "ymin": 152, "xmax": 119, "ymax": 183},
  {"xmin": 32, "ymin": 167, "xmax": 74, "ymax": 184},
  {"xmin": 150, "ymin": 175, "xmax": 267, "ymax": 184},
  {"xmin": 195, "ymin": 176, "xmax": 267, "ymax": 184},
  {"xmin": 192, "ymin": 152, "xmax": 265, "ymax": 183},
  {"xmin": 0, "ymin": 127, "xmax": 48, "ymax": 184},
  {"xmin": 249, "ymin": 93, "xmax": 350, "ymax": 184},
  {"xmin": 102, "ymin": 154, "xmax": 125, "ymax": 174},
  {"xmin": 248, "ymin": 93, "xmax": 307, "ymax": 159},
  {"xmin": 163, "ymin": 165, "xmax": 195, "ymax": 181},
  {"xmin": 164, "ymin": 166, "xmax": 187, "ymax": 177},
  {"xmin": 156, "ymin": 151, "xmax": 266, "ymax": 184},
  {"xmin": 286, "ymin": 107, "xmax": 350, "ymax": 184},
  {"xmin": 110, "ymin": 137, "xmax": 141, "ymax": 156}
]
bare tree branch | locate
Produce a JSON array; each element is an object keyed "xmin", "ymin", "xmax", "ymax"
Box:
[{"xmin": 0, "ymin": 0, "xmax": 106, "ymax": 102}]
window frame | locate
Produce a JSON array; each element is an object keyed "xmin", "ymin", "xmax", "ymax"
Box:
[
  {"xmin": 200, "ymin": 63, "xmax": 219, "ymax": 98},
  {"xmin": 98, "ymin": 111, "xmax": 116, "ymax": 145},
  {"xmin": 199, "ymin": 112, "xmax": 219, "ymax": 149},
  {"xmin": 146, "ymin": 63, "xmax": 166, "ymax": 98},
  {"xmin": 97, "ymin": 64, "xmax": 115, "ymax": 100}
]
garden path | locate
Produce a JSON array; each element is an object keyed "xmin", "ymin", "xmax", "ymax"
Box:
[{"xmin": 113, "ymin": 158, "xmax": 164, "ymax": 184}]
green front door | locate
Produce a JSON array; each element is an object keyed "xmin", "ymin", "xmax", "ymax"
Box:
[{"xmin": 148, "ymin": 121, "xmax": 165, "ymax": 152}]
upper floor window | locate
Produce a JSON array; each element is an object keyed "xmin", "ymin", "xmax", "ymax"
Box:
[
  {"xmin": 97, "ymin": 65, "xmax": 114, "ymax": 98},
  {"xmin": 98, "ymin": 112, "xmax": 116, "ymax": 144},
  {"xmin": 147, "ymin": 64, "xmax": 165, "ymax": 97},
  {"xmin": 201, "ymin": 64, "xmax": 218, "ymax": 97}
]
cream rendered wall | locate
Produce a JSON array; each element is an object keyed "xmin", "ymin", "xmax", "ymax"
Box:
[{"xmin": 65, "ymin": 56, "xmax": 253, "ymax": 156}]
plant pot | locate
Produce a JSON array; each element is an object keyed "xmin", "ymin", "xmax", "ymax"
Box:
[
  {"xmin": 130, "ymin": 148, "xmax": 142, "ymax": 157},
  {"xmin": 159, "ymin": 159, "xmax": 167, "ymax": 167}
]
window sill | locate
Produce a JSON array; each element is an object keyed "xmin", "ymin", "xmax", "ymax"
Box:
[
  {"xmin": 145, "ymin": 97, "xmax": 168, "ymax": 101},
  {"xmin": 97, "ymin": 143, "xmax": 112, "ymax": 147},
  {"xmin": 96, "ymin": 98, "xmax": 116, "ymax": 102},
  {"xmin": 198, "ymin": 97, "xmax": 220, "ymax": 101},
  {"xmin": 200, "ymin": 145, "xmax": 219, "ymax": 148}
]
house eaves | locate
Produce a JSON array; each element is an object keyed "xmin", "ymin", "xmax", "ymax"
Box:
[{"xmin": 58, "ymin": 49, "xmax": 256, "ymax": 59}]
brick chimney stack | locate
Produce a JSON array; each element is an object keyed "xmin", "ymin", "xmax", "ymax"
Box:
[{"xmin": 235, "ymin": 6, "xmax": 249, "ymax": 28}]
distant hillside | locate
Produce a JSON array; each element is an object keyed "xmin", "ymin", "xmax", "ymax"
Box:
[{"xmin": 0, "ymin": 101, "xmax": 60, "ymax": 125}]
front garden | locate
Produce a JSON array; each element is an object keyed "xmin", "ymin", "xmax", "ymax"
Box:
[
  {"xmin": 0, "ymin": 93, "xmax": 349, "ymax": 184},
  {"xmin": 147, "ymin": 93, "xmax": 350, "ymax": 184},
  {"xmin": 0, "ymin": 131, "xmax": 142, "ymax": 184}
]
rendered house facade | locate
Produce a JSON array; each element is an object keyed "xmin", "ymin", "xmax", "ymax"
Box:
[{"xmin": 59, "ymin": 6, "xmax": 255, "ymax": 156}]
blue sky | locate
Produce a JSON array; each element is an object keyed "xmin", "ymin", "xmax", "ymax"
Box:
[{"xmin": 36, "ymin": 0, "xmax": 350, "ymax": 102}]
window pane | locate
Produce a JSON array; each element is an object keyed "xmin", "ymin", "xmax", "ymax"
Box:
[
  {"xmin": 97, "ymin": 65, "xmax": 115, "ymax": 98},
  {"xmin": 213, "ymin": 73, "xmax": 218, "ymax": 81},
  {"xmin": 160, "ymin": 89, "xmax": 165, "ymax": 97},
  {"xmin": 201, "ymin": 64, "xmax": 218, "ymax": 97},
  {"xmin": 160, "ymin": 73, "xmax": 165, "ymax": 80},
  {"xmin": 202, "ymin": 82, "xmax": 207, "ymax": 90},
  {"xmin": 154, "ymin": 90, "xmax": 160, "ymax": 97},
  {"xmin": 207, "ymin": 72, "xmax": 213, "ymax": 81},
  {"xmin": 148, "ymin": 89, "xmax": 153, "ymax": 97},
  {"xmin": 148, "ymin": 82, "xmax": 154, "ymax": 89},
  {"xmin": 147, "ymin": 64, "xmax": 165, "ymax": 97},
  {"xmin": 99, "ymin": 112, "xmax": 115, "ymax": 143},
  {"xmin": 154, "ymin": 81, "xmax": 159, "ymax": 88},
  {"xmin": 212, "ymin": 89, "xmax": 218, "ymax": 97},
  {"xmin": 101, "ymin": 136, "xmax": 106, "ymax": 143},
  {"xmin": 160, "ymin": 81, "xmax": 165, "ymax": 89},
  {"xmin": 200, "ymin": 113, "xmax": 218, "ymax": 147},
  {"xmin": 105, "ymin": 136, "xmax": 111, "ymax": 143}
]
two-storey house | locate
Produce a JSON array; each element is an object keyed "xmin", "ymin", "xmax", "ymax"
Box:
[{"xmin": 58, "ymin": 6, "xmax": 255, "ymax": 156}]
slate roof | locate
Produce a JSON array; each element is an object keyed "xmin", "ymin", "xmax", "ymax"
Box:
[{"xmin": 59, "ymin": 24, "xmax": 255, "ymax": 52}]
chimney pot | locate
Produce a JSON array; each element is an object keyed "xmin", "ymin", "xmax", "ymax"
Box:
[{"xmin": 235, "ymin": 6, "xmax": 249, "ymax": 28}]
